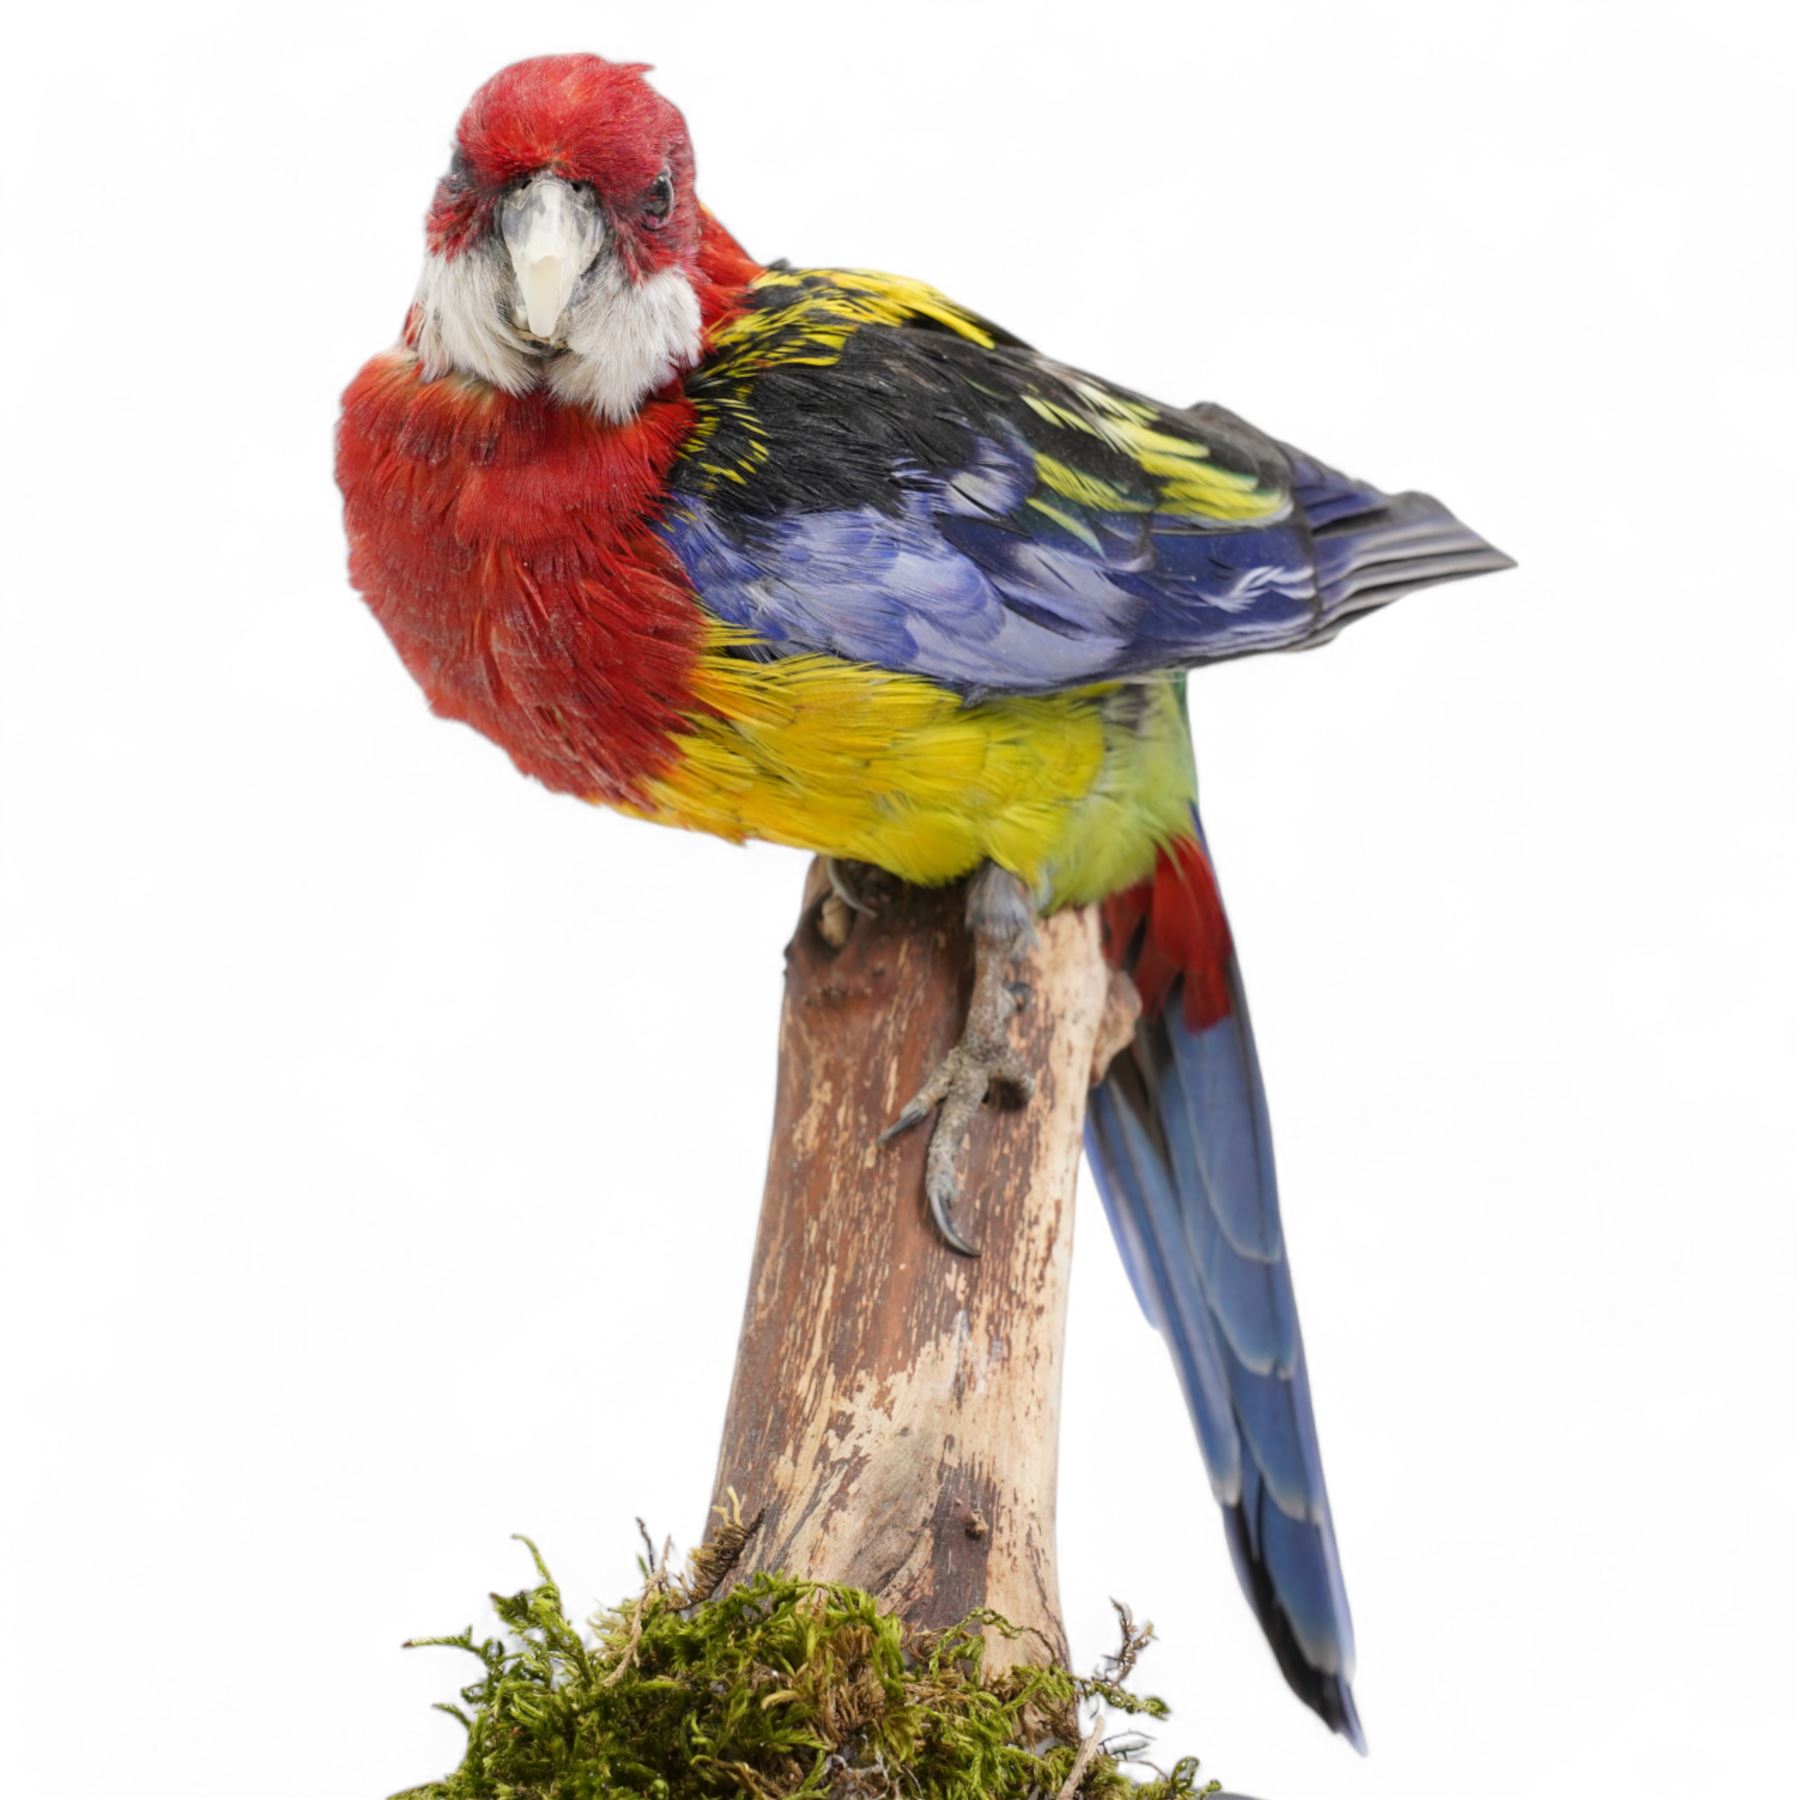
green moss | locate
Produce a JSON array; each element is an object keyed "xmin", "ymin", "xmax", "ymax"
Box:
[{"xmin": 395, "ymin": 1533, "xmax": 1214, "ymax": 1799}]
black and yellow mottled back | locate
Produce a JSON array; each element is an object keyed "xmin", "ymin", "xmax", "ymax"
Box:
[{"xmin": 657, "ymin": 268, "xmax": 1507, "ymax": 694}]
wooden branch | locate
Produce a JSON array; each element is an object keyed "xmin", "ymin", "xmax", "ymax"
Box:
[{"xmin": 709, "ymin": 860, "xmax": 1111, "ymax": 1669}]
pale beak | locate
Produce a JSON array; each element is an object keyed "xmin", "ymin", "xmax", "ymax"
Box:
[{"xmin": 499, "ymin": 176, "xmax": 604, "ymax": 343}]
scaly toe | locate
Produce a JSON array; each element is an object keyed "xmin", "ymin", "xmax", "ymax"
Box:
[
  {"xmin": 987, "ymin": 1052, "xmax": 1035, "ymax": 1110},
  {"xmin": 883, "ymin": 1039, "xmax": 1036, "ymax": 1255},
  {"xmin": 881, "ymin": 862, "xmax": 1041, "ymax": 1257},
  {"xmin": 879, "ymin": 1057, "xmax": 958, "ymax": 1144}
]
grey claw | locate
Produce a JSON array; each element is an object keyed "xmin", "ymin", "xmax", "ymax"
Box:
[
  {"xmin": 878, "ymin": 1101, "xmax": 928, "ymax": 1145},
  {"xmin": 825, "ymin": 857, "xmax": 874, "ymax": 915},
  {"xmin": 928, "ymin": 1175, "xmax": 981, "ymax": 1258}
]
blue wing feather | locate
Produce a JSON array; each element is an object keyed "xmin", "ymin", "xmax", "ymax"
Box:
[
  {"xmin": 1090, "ymin": 1094, "xmax": 1245, "ymax": 1499},
  {"xmin": 1086, "ymin": 826, "xmax": 1366, "ymax": 1751},
  {"xmin": 661, "ymin": 271, "xmax": 1511, "ymax": 694}
]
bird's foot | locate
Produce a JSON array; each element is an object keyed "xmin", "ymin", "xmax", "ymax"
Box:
[
  {"xmin": 818, "ymin": 857, "xmax": 898, "ymax": 948},
  {"xmin": 880, "ymin": 865, "xmax": 1038, "ymax": 1256}
]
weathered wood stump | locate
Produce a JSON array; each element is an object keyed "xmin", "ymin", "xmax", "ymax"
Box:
[{"xmin": 709, "ymin": 860, "xmax": 1114, "ymax": 1668}]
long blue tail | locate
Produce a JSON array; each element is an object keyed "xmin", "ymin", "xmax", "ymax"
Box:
[{"xmin": 1085, "ymin": 819, "xmax": 1364, "ymax": 1749}]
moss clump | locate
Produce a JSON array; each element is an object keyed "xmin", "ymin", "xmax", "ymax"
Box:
[{"xmin": 395, "ymin": 1533, "xmax": 1214, "ymax": 1799}]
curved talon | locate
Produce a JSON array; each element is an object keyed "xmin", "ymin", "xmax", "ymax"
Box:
[
  {"xmin": 928, "ymin": 1173, "xmax": 980, "ymax": 1258},
  {"xmin": 827, "ymin": 856, "xmax": 901, "ymax": 920},
  {"xmin": 825, "ymin": 856, "xmax": 875, "ymax": 915},
  {"xmin": 880, "ymin": 1054, "xmax": 958, "ymax": 1145},
  {"xmin": 878, "ymin": 1096, "xmax": 932, "ymax": 1144}
]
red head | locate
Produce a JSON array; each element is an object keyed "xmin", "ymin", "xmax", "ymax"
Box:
[
  {"xmin": 428, "ymin": 56, "xmax": 700, "ymax": 280},
  {"xmin": 407, "ymin": 56, "xmax": 757, "ymax": 421}
]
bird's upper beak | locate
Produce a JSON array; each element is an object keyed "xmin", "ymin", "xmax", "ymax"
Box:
[{"xmin": 499, "ymin": 176, "xmax": 604, "ymax": 343}]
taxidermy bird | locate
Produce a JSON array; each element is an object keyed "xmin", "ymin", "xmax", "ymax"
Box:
[{"xmin": 337, "ymin": 54, "xmax": 1511, "ymax": 1751}]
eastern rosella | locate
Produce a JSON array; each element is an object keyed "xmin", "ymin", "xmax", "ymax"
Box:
[{"xmin": 336, "ymin": 54, "xmax": 1512, "ymax": 1750}]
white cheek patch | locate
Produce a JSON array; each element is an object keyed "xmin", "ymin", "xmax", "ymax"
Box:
[
  {"xmin": 409, "ymin": 246, "xmax": 701, "ymax": 423},
  {"xmin": 413, "ymin": 249, "xmax": 538, "ymax": 394},
  {"xmin": 547, "ymin": 262, "xmax": 703, "ymax": 423}
]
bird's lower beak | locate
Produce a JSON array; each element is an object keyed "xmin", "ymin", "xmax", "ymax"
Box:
[{"xmin": 500, "ymin": 176, "xmax": 604, "ymax": 344}]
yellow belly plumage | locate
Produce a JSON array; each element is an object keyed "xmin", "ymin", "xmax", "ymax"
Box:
[{"xmin": 630, "ymin": 629, "xmax": 1196, "ymax": 909}]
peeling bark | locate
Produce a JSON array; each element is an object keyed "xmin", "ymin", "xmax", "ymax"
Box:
[{"xmin": 709, "ymin": 861, "xmax": 1110, "ymax": 1668}]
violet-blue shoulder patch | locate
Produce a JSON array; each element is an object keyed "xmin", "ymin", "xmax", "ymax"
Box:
[{"xmin": 657, "ymin": 424, "xmax": 1506, "ymax": 695}]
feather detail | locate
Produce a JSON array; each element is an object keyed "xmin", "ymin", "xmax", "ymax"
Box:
[
  {"xmin": 657, "ymin": 271, "xmax": 1511, "ymax": 698},
  {"xmin": 335, "ymin": 353, "xmax": 705, "ymax": 803},
  {"xmin": 1088, "ymin": 819, "xmax": 1365, "ymax": 1750},
  {"xmin": 1102, "ymin": 833, "xmax": 1233, "ymax": 1030}
]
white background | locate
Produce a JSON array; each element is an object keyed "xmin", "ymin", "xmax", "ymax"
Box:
[{"xmin": 2, "ymin": 4, "xmax": 1795, "ymax": 1796}]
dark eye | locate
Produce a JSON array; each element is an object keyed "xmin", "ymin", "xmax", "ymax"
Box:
[{"xmin": 642, "ymin": 169, "xmax": 674, "ymax": 226}]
